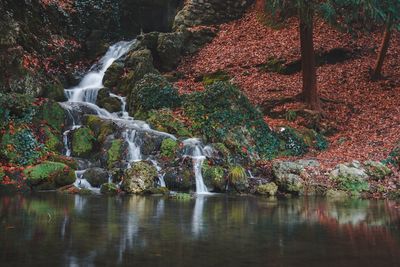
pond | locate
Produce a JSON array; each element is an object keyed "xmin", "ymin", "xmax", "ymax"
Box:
[{"xmin": 1, "ymin": 193, "xmax": 399, "ymax": 266}]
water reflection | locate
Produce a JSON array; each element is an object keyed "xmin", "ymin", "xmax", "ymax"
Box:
[{"xmin": 1, "ymin": 194, "xmax": 400, "ymax": 266}]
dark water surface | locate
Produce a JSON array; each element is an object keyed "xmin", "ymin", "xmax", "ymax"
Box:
[{"xmin": 1, "ymin": 193, "xmax": 400, "ymax": 267}]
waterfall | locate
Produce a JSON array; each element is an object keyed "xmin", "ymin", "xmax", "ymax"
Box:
[
  {"xmin": 60, "ymin": 40, "xmax": 212, "ymax": 195},
  {"xmin": 182, "ymin": 138, "xmax": 210, "ymax": 194}
]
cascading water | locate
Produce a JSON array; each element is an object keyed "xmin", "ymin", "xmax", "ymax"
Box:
[
  {"xmin": 182, "ymin": 138, "xmax": 212, "ymax": 194},
  {"xmin": 61, "ymin": 40, "xmax": 210, "ymax": 194}
]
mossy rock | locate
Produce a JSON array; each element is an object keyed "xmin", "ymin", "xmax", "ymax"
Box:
[
  {"xmin": 228, "ymin": 165, "xmax": 249, "ymax": 192},
  {"xmin": 129, "ymin": 73, "xmax": 181, "ymax": 116},
  {"xmin": 203, "ymin": 164, "xmax": 226, "ymax": 191},
  {"xmin": 24, "ymin": 161, "xmax": 76, "ymax": 189},
  {"xmin": 146, "ymin": 109, "xmax": 192, "ymax": 138},
  {"xmin": 84, "ymin": 115, "xmax": 115, "ymax": 143},
  {"xmin": 160, "ymin": 138, "xmax": 178, "ymax": 159},
  {"xmin": 115, "ymin": 49, "xmax": 158, "ymax": 95},
  {"xmin": 47, "ymin": 154, "xmax": 78, "ymax": 169},
  {"xmin": 71, "ymin": 127, "xmax": 96, "ymax": 158},
  {"xmin": 106, "ymin": 139, "xmax": 124, "ymax": 168},
  {"xmin": 149, "ymin": 187, "xmax": 170, "ymax": 195},
  {"xmin": 0, "ymin": 128, "xmax": 42, "ymax": 165},
  {"xmin": 326, "ymin": 189, "xmax": 349, "ymax": 199},
  {"xmin": 121, "ymin": 161, "xmax": 158, "ymax": 194},
  {"xmin": 35, "ymin": 100, "xmax": 66, "ymax": 134},
  {"xmin": 100, "ymin": 183, "xmax": 119, "ymax": 195},
  {"xmin": 330, "ymin": 162, "xmax": 369, "ymax": 193},
  {"xmin": 256, "ymin": 182, "xmax": 278, "ymax": 196},
  {"xmin": 170, "ymin": 192, "xmax": 192, "ymax": 201},
  {"xmin": 96, "ymin": 88, "xmax": 122, "ymax": 113},
  {"xmin": 41, "ymin": 125, "xmax": 63, "ymax": 152},
  {"xmin": 103, "ymin": 62, "xmax": 124, "ymax": 89}
]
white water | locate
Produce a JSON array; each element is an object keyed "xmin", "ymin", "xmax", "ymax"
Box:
[
  {"xmin": 183, "ymin": 138, "xmax": 210, "ymax": 194},
  {"xmin": 150, "ymin": 159, "xmax": 166, "ymax": 187},
  {"xmin": 65, "ymin": 40, "xmax": 135, "ymax": 103},
  {"xmin": 123, "ymin": 129, "xmax": 142, "ymax": 163}
]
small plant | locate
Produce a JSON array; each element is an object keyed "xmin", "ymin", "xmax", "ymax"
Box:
[
  {"xmin": 228, "ymin": 165, "xmax": 247, "ymax": 184},
  {"xmin": 160, "ymin": 138, "xmax": 178, "ymax": 159},
  {"xmin": 285, "ymin": 110, "xmax": 297, "ymax": 122}
]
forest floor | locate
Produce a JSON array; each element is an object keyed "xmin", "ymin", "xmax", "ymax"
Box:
[{"xmin": 175, "ymin": 7, "xmax": 400, "ymax": 177}]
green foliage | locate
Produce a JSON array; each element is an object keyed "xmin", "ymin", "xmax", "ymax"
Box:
[
  {"xmin": 171, "ymin": 192, "xmax": 192, "ymax": 200},
  {"xmin": 384, "ymin": 142, "xmax": 400, "ymax": 167},
  {"xmin": 228, "ymin": 165, "xmax": 247, "ymax": 184},
  {"xmin": 35, "ymin": 100, "xmax": 65, "ymax": 133},
  {"xmin": 146, "ymin": 109, "xmax": 192, "ymax": 137},
  {"xmin": 277, "ymin": 127, "xmax": 309, "ymax": 156},
  {"xmin": 160, "ymin": 138, "xmax": 178, "ymax": 159},
  {"xmin": 0, "ymin": 93, "xmax": 36, "ymax": 128},
  {"xmin": 203, "ymin": 163, "xmax": 226, "ymax": 190},
  {"xmin": 131, "ymin": 74, "xmax": 181, "ymax": 115},
  {"xmin": 183, "ymin": 82, "xmax": 280, "ymax": 160},
  {"xmin": 315, "ymin": 132, "xmax": 329, "ymax": 150},
  {"xmin": 0, "ymin": 128, "xmax": 42, "ymax": 165},
  {"xmin": 285, "ymin": 110, "xmax": 297, "ymax": 122}
]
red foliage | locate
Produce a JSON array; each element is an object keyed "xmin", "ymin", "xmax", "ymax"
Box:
[{"xmin": 175, "ymin": 7, "xmax": 400, "ymax": 169}]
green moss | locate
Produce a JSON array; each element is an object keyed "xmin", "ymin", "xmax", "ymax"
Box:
[
  {"xmin": 42, "ymin": 126, "xmax": 62, "ymax": 152},
  {"xmin": 256, "ymin": 183, "xmax": 278, "ymax": 196},
  {"xmin": 363, "ymin": 160, "xmax": 392, "ymax": 180},
  {"xmin": 107, "ymin": 139, "xmax": 124, "ymax": 168},
  {"xmin": 332, "ymin": 173, "xmax": 369, "ymax": 193},
  {"xmin": 202, "ymin": 71, "xmax": 230, "ymax": 86},
  {"xmin": 24, "ymin": 161, "xmax": 75, "ymax": 188},
  {"xmin": 121, "ymin": 161, "xmax": 158, "ymax": 194},
  {"xmin": 71, "ymin": 127, "xmax": 96, "ymax": 158},
  {"xmin": 40, "ymin": 80, "xmax": 66, "ymax": 101},
  {"xmin": 160, "ymin": 138, "xmax": 178, "ymax": 159},
  {"xmin": 170, "ymin": 192, "xmax": 192, "ymax": 200}
]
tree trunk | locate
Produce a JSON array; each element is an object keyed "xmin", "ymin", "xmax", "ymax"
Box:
[
  {"xmin": 372, "ymin": 15, "xmax": 393, "ymax": 80},
  {"xmin": 299, "ymin": 2, "xmax": 320, "ymax": 111}
]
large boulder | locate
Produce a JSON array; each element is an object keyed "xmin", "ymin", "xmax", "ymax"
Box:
[
  {"xmin": 121, "ymin": 161, "xmax": 158, "ymax": 194},
  {"xmin": 273, "ymin": 160, "xmax": 320, "ymax": 194},
  {"xmin": 330, "ymin": 161, "xmax": 369, "ymax": 193},
  {"xmin": 82, "ymin": 167, "xmax": 109, "ymax": 187},
  {"xmin": 24, "ymin": 161, "xmax": 76, "ymax": 190},
  {"xmin": 363, "ymin": 160, "xmax": 392, "ymax": 180},
  {"xmin": 157, "ymin": 32, "xmax": 184, "ymax": 71}
]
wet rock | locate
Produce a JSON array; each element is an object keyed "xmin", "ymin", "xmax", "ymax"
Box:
[
  {"xmin": 24, "ymin": 161, "xmax": 76, "ymax": 190},
  {"xmin": 273, "ymin": 160, "xmax": 320, "ymax": 194},
  {"xmin": 227, "ymin": 165, "xmax": 249, "ymax": 193},
  {"xmin": 164, "ymin": 160, "xmax": 195, "ymax": 192},
  {"xmin": 103, "ymin": 62, "xmax": 125, "ymax": 89},
  {"xmin": 96, "ymin": 88, "xmax": 122, "ymax": 113},
  {"xmin": 145, "ymin": 109, "xmax": 192, "ymax": 138},
  {"xmin": 83, "ymin": 115, "xmax": 116, "ymax": 143},
  {"xmin": 82, "ymin": 168, "xmax": 109, "ymax": 187},
  {"xmin": 102, "ymin": 138, "xmax": 125, "ymax": 169},
  {"xmin": 137, "ymin": 131, "xmax": 165, "ymax": 157},
  {"xmin": 121, "ymin": 161, "xmax": 158, "ymax": 194},
  {"xmin": 149, "ymin": 187, "xmax": 170, "ymax": 195}
]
